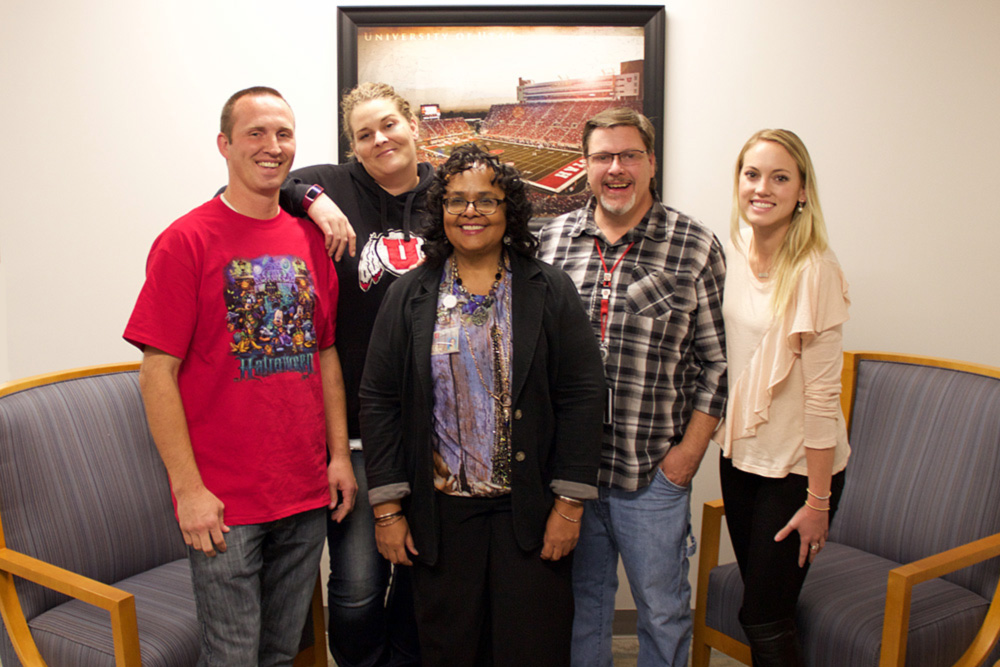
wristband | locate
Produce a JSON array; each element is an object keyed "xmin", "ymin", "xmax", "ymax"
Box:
[{"xmin": 302, "ymin": 184, "xmax": 324, "ymax": 212}]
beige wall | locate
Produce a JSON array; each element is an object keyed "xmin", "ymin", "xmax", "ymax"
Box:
[{"xmin": 2, "ymin": 0, "xmax": 998, "ymax": 612}]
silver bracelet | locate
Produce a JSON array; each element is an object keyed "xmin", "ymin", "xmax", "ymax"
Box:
[
  {"xmin": 807, "ymin": 487, "xmax": 832, "ymax": 501},
  {"xmin": 554, "ymin": 508, "xmax": 580, "ymax": 523},
  {"xmin": 555, "ymin": 495, "xmax": 584, "ymax": 507}
]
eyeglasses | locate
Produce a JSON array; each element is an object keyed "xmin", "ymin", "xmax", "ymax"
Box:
[
  {"xmin": 585, "ymin": 150, "xmax": 648, "ymax": 167},
  {"xmin": 443, "ymin": 197, "xmax": 505, "ymax": 215}
]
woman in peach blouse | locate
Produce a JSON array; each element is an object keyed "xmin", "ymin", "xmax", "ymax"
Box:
[{"xmin": 716, "ymin": 129, "xmax": 851, "ymax": 666}]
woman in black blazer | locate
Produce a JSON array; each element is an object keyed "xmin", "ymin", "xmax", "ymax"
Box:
[{"xmin": 359, "ymin": 145, "xmax": 605, "ymax": 667}]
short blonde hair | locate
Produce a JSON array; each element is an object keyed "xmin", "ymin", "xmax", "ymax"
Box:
[
  {"xmin": 340, "ymin": 82, "xmax": 416, "ymax": 154},
  {"xmin": 220, "ymin": 86, "xmax": 286, "ymax": 141},
  {"xmin": 730, "ymin": 129, "xmax": 829, "ymax": 316}
]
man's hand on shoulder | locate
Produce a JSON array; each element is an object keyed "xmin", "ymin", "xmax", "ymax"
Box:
[{"xmin": 175, "ymin": 485, "xmax": 229, "ymax": 557}]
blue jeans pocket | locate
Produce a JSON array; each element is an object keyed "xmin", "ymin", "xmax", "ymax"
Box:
[
  {"xmin": 652, "ymin": 469, "xmax": 697, "ymax": 557},
  {"xmin": 654, "ymin": 466, "xmax": 690, "ymax": 492}
]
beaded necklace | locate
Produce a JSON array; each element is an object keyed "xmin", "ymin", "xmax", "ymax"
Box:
[{"xmin": 447, "ymin": 258, "xmax": 503, "ymax": 326}]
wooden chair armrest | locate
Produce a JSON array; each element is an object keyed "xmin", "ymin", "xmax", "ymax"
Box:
[
  {"xmin": 880, "ymin": 532, "xmax": 1000, "ymax": 667},
  {"xmin": 0, "ymin": 547, "xmax": 142, "ymax": 666}
]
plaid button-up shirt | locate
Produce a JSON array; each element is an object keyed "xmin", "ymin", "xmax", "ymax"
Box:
[{"xmin": 537, "ymin": 197, "xmax": 727, "ymax": 491}]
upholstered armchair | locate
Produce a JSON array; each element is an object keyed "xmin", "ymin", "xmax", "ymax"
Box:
[
  {"xmin": 0, "ymin": 363, "xmax": 327, "ymax": 666},
  {"xmin": 693, "ymin": 351, "xmax": 1000, "ymax": 667}
]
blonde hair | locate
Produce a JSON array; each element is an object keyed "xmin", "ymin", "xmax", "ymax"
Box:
[
  {"xmin": 340, "ymin": 82, "xmax": 417, "ymax": 156},
  {"xmin": 730, "ymin": 129, "xmax": 829, "ymax": 316}
]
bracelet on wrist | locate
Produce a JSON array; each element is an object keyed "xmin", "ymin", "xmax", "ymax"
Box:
[
  {"xmin": 374, "ymin": 510, "xmax": 403, "ymax": 521},
  {"xmin": 804, "ymin": 500, "xmax": 830, "ymax": 512},
  {"xmin": 375, "ymin": 515, "xmax": 404, "ymax": 528},
  {"xmin": 555, "ymin": 495, "xmax": 584, "ymax": 507},
  {"xmin": 554, "ymin": 508, "xmax": 580, "ymax": 523},
  {"xmin": 807, "ymin": 487, "xmax": 832, "ymax": 501}
]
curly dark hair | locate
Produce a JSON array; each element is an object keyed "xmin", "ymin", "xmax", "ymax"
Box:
[{"xmin": 422, "ymin": 144, "xmax": 536, "ymax": 268}]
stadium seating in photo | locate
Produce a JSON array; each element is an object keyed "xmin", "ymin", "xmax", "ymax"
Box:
[{"xmin": 416, "ymin": 100, "xmax": 643, "ymax": 217}]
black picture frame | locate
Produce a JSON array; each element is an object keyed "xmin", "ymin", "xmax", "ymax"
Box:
[{"xmin": 337, "ymin": 5, "xmax": 666, "ymax": 210}]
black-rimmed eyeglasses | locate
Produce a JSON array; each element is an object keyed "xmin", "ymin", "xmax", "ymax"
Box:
[
  {"xmin": 443, "ymin": 197, "xmax": 505, "ymax": 215},
  {"xmin": 585, "ymin": 150, "xmax": 648, "ymax": 167}
]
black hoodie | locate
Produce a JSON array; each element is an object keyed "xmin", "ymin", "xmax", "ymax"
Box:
[{"xmin": 281, "ymin": 160, "xmax": 434, "ymax": 438}]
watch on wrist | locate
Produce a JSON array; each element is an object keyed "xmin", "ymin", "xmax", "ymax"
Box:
[{"xmin": 303, "ymin": 184, "xmax": 324, "ymax": 211}]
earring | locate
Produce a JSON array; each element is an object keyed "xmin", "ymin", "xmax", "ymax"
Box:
[
  {"xmin": 503, "ymin": 235, "xmax": 512, "ymax": 245},
  {"xmin": 796, "ymin": 201, "xmax": 805, "ymax": 213}
]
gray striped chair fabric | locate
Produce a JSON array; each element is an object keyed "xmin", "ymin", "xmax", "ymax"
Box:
[
  {"xmin": 704, "ymin": 358, "xmax": 1000, "ymax": 665},
  {"xmin": 0, "ymin": 369, "xmax": 197, "ymax": 666}
]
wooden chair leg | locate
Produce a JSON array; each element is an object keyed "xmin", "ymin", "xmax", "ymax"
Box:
[
  {"xmin": 692, "ymin": 499, "xmax": 725, "ymax": 667},
  {"xmin": 294, "ymin": 572, "xmax": 328, "ymax": 667},
  {"xmin": 310, "ymin": 572, "xmax": 328, "ymax": 667}
]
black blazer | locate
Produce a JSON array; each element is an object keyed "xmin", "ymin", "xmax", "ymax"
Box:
[{"xmin": 359, "ymin": 251, "xmax": 605, "ymax": 566}]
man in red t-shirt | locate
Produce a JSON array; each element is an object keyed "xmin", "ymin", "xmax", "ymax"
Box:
[{"xmin": 124, "ymin": 87, "xmax": 357, "ymax": 665}]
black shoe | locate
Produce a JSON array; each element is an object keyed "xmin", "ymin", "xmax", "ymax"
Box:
[{"xmin": 740, "ymin": 617, "xmax": 804, "ymax": 667}]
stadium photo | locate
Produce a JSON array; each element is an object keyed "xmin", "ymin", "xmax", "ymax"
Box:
[{"xmin": 355, "ymin": 24, "xmax": 648, "ymax": 218}]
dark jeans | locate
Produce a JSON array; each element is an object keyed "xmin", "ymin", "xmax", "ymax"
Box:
[
  {"xmin": 188, "ymin": 507, "xmax": 325, "ymax": 667},
  {"xmin": 719, "ymin": 453, "xmax": 846, "ymax": 625},
  {"xmin": 327, "ymin": 450, "xmax": 419, "ymax": 667}
]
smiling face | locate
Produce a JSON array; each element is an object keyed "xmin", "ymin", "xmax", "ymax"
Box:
[
  {"xmin": 348, "ymin": 97, "xmax": 419, "ymax": 187},
  {"xmin": 585, "ymin": 125, "xmax": 656, "ymax": 223},
  {"xmin": 442, "ymin": 165, "xmax": 507, "ymax": 264},
  {"xmin": 738, "ymin": 140, "xmax": 806, "ymax": 236},
  {"xmin": 217, "ymin": 94, "xmax": 295, "ymax": 201}
]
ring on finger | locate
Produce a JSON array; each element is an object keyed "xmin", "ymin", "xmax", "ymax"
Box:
[{"xmin": 809, "ymin": 543, "xmax": 820, "ymax": 552}]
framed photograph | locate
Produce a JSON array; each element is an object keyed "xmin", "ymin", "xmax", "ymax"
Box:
[{"xmin": 337, "ymin": 5, "xmax": 666, "ymax": 218}]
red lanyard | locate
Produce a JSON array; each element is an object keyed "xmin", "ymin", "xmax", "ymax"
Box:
[{"xmin": 594, "ymin": 238, "xmax": 634, "ymax": 345}]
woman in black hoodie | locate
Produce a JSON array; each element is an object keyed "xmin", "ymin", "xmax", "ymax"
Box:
[{"xmin": 280, "ymin": 82, "xmax": 430, "ymax": 667}]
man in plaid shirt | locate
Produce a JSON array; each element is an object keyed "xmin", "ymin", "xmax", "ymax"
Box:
[{"xmin": 537, "ymin": 108, "xmax": 726, "ymax": 667}]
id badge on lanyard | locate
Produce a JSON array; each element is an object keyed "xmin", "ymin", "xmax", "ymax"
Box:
[{"xmin": 595, "ymin": 238, "xmax": 634, "ymax": 426}]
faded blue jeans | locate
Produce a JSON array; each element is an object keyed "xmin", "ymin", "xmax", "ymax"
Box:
[
  {"xmin": 188, "ymin": 507, "xmax": 325, "ymax": 667},
  {"xmin": 571, "ymin": 469, "xmax": 696, "ymax": 667}
]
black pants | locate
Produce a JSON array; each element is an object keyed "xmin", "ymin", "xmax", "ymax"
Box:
[
  {"xmin": 411, "ymin": 493, "xmax": 573, "ymax": 667},
  {"xmin": 719, "ymin": 453, "xmax": 846, "ymax": 625}
]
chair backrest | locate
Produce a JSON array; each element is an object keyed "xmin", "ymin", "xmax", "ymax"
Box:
[
  {"xmin": 830, "ymin": 353, "xmax": 1000, "ymax": 599},
  {"xmin": 0, "ymin": 364, "xmax": 186, "ymax": 623}
]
